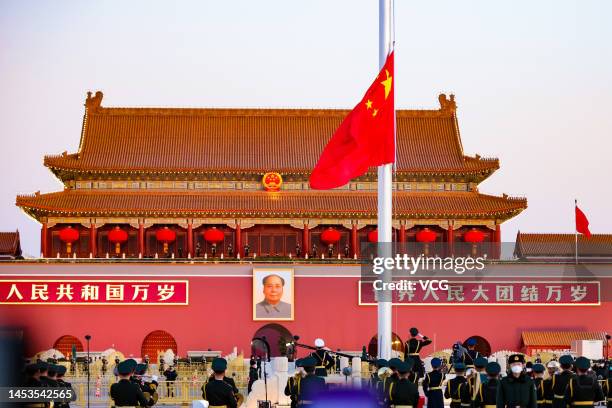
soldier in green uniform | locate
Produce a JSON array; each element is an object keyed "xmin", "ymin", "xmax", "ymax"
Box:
[
  {"xmin": 404, "ymin": 327, "xmax": 432, "ymax": 378},
  {"xmin": 564, "ymin": 357, "xmax": 604, "ymax": 408},
  {"xmin": 552, "ymin": 355, "xmax": 577, "ymax": 408},
  {"xmin": 110, "ymin": 360, "xmax": 153, "ymax": 407},
  {"xmin": 285, "ymin": 358, "xmax": 304, "ymax": 408},
  {"xmin": 473, "ymin": 361, "xmax": 501, "ymax": 408},
  {"xmin": 388, "ymin": 360, "xmax": 420, "ymax": 408},
  {"xmin": 445, "ymin": 362, "xmax": 470, "ymax": 408},
  {"xmin": 532, "ymin": 363, "xmax": 547, "ymax": 408},
  {"xmin": 422, "ymin": 358, "xmax": 445, "ymax": 408},
  {"xmin": 202, "ymin": 358, "xmax": 237, "ymax": 408},
  {"xmin": 496, "ymin": 354, "xmax": 537, "ymax": 408},
  {"xmin": 297, "ymin": 357, "xmax": 326, "ymax": 405}
]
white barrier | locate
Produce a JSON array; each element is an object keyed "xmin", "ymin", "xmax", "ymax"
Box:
[{"xmin": 244, "ymin": 357, "xmax": 290, "ymax": 408}]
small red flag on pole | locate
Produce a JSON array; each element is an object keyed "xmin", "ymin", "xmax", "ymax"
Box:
[
  {"xmin": 574, "ymin": 200, "xmax": 591, "ymax": 265},
  {"xmin": 309, "ymin": 52, "xmax": 395, "ymax": 190},
  {"xmin": 575, "ymin": 202, "xmax": 591, "ymax": 238}
]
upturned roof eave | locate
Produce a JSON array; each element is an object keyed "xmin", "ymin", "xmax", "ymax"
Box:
[{"xmin": 44, "ymin": 160, "xmax": 500, "ymax": 180}]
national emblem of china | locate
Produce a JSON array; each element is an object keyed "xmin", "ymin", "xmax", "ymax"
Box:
[{"xmin": 262, "ymin": 172, "xmax": 283, "ymax": 191}]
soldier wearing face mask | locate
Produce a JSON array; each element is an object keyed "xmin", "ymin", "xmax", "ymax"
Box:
[{"xmin": 497, "ymin": 354, "xmax": 537, "ymax": 408}]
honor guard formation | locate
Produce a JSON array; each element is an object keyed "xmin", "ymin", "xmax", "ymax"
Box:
[
  {"xmin": 18, "ymin": 328, "xmax": 612, "ymax": 407},
  {"xmin": 22, "ymin": 361, "xmax": 75, "ymax": 408}
]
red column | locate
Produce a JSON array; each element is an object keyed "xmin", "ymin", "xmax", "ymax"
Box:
[
  {"xmin": 187, "ymin": 222, "xmax": 193, "ymax": 258},
  {"xmin": 494, "ymin": 224, "xmax": 501, "ymax": 259},
  {"xmin": 138, "ymin": 222, "xmax": 145, "ymax": 257},
  {"xmin": 447, "ymin": 224, "xmax": 454, "ymax": 257},
  {"xmin": 89, "ymin": 223, "xmax": 97, "ymax": 257},
  {"xmin": 303, "ymin": 223, "xmax": 309, "ymax": 258},
  {"xmin": 399, "ymin": 224, "xmax": 406, "ymax": 256},
  {"xmin": 235, "ymin": 222, "xmax": 242, "ymax": 257},
  {"xmin": 41, "ymin": 222, "xmax": 48, "ymax": 258},
  {"xmin": 351, "ymin": 223, "xmax": 358, "ymax": 258}
]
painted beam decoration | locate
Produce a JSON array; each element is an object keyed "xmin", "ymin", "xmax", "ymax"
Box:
[
  {"xmin": 359, "ymin": 280, "xmax": 600, "ymax": 306},
  {"xmin": 0, "ymin": 280, "xmax": 188, "ymax": 305}
]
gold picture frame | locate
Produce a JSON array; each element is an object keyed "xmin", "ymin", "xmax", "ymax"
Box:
[{"xmin": 253, "ymin": 268, "xmax": 294, "ymax": 321}]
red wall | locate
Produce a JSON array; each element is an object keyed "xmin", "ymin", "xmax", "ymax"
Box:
[{"xmin": 1, "ymin": 274, "xmax": 611, "ymax": 358}]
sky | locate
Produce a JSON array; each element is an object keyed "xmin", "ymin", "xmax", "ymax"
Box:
[{"xmin": 1, "ymin": 0, "xmax": 611, "ymax": 256}]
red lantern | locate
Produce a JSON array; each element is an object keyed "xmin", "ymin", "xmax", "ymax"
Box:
[
  {"xmin": 415, "ymin": 228, "xmax": 437, "ymax": 243},
  {"xmin": 155, "ymin": 227, "xmax": 176, "ymax": 254},
  {"xmin": 320, "ymin": 227, "xmax": 341, "ymax": 245},
  {"xmin": 203, "ymin": 227, "xmax": 225, "ymax": 245},
  {"xmin": 59, "ymin": 226, "xmax": 79, "ymax": 254},
  {"xmin": 367, "ymin": 229, "xmax": 378, "ymax": 243},
  {"xmin": 464, "ymin": 228, "xmax": 484, "ymax": 243},
  {"xmin": 108, "ymin": 226, "xmax": 128, "ymax": 254}
]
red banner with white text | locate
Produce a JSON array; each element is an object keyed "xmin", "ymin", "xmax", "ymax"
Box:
[
  {"xmin": 359, "ymin": 280, "xmax": 600, "ymax": 306},
  {"xmin": 0, "ymin": 280, "xmax": 188, "ymax": 305}
]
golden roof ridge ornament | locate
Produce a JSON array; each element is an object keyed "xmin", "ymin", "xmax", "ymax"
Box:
[
  {"xmin": 438, "ymin": 93, "xmax": 457, "ymax": 113},
  {"xmin": 85, "ymin": 90, "xmax": 104, "ymax": 112}
]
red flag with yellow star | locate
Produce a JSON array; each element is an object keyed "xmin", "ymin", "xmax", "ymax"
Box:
[{"xmin": 310, "ymin": 52, "xmax": 395, "ymax": 189}]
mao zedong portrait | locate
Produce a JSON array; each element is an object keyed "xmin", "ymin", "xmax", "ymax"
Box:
[{"xmin": 255, "ymin": 274, "xmax": 292, "ymax": 319}]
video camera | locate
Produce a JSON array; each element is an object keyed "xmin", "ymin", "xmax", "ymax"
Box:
[{"xmin": 451, "ymin": 342, "xmax": 468, "ymax": 365}]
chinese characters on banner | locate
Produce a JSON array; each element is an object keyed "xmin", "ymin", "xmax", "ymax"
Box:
[
  {"xmin": 0, "ymin": 280, "xmax": 188, "ymax": 305},
  {"xmin": 359, "ymin": 281, "xmax": 600, "ymax": 305}
]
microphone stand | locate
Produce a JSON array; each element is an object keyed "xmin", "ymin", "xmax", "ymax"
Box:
[
  {"xmin": 263, "ymin": 352, "xmax": 269, "ymax": 405},
  {"xmin": 252, "ymin": 336, "xmax": 271, "ymax": 408},
  {"xmin": 85, "ymin": 335, "xmax": 91, "ymax": 408}
]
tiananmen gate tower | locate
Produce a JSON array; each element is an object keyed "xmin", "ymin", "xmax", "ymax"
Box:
[
  {"xmin": 2, "ymin": 91, "xmax": 610, "ymax": 364},
  {"xmin": 16, "ymin": 91, "xmax": 526, "ymax": 259}
]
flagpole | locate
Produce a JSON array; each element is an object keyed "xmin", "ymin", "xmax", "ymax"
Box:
[
  {"xmin": 575, "ymin": 199, "xmax": 578, "ymax": 265},
  {"xmin": 377, "ymin": 0, "xmax": 394, "ymax": 360}
]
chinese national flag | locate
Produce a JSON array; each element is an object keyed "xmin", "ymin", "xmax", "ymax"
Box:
[
  {"xmin": 575, "ymin": 205, "xmax": 591, "ymax": 238},
  {"xmin": 309, "ymin": 52, "xmax": 395, "ymax": 189}
]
